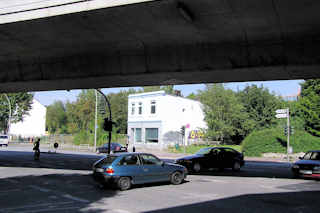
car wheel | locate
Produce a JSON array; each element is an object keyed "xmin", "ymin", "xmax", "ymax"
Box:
[
  {"xmin": 193, "ymin": 162, "xmax": 201, "ymax": 173},
  {"xmin": 171, "ymin": 171, "xmax": 183, "ymax": 185},
  {"xmin": 117, "ymin": 177, "xmax": 131, "ymax": 191},
  {"xmin": 232, "ymin": 161, "xmax": 241, "ymax": 171}
]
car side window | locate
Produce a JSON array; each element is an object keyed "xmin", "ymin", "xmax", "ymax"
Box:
[
  {"xmin": 119, "ymin": 155, "xmax": 140, "ymax": 166},
  {"xmin": 310, "ymin": 152, "xmax": 320, "ymax": 160},
  {"xmin": 303, "ymin": 152, "xmax": 312, "ymax": 160},
  {"xmin": 140, "ymin": 154, "xmax": 162, "ymax": 165}
]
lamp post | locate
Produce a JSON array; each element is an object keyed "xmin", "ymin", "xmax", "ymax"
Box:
[
  {"xmin": 95, "ymin": 89, "xmax": 113, "ymax": 155},
  {"xmin": 4, "ymin": 94, "xmax": 11, "ymax": 136}
]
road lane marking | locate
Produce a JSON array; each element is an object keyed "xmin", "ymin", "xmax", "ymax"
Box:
[
  {"xmin": 62, "ymin": 194, "xmax": 90, "ymax": 203},
  {"xmin": 197, "ymin": 178, "xmax": 227, "ymax": 183},
  {"xmin": 29, "ymin": 185, "xmax": 51, "ymax": 192},
  {"xmin": 0, "ymin": 202, "xmax": 74, "ymax": 211},
  {"xmin": 5, "ymin": 179, "xmax": 19, "ymax": 184},
  {"xmin": 17, "ymin": 206, "xmax": 82, "ymax": 213}
]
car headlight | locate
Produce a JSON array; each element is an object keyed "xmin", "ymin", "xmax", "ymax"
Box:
[
  {"xmin": 292, "ymin": 164, "xmax": 299, "ymax": 169},
  {"xmin": 313, "ymin": 166, "xmax": 320, "ymax": 170}
]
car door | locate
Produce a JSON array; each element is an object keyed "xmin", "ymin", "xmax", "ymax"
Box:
[
  {"xmin": 117, "ymin": 154, "xmax": 145, "ymax": 184},
  {"xmin": 205, "ymin": 148, "xmax": 220, "ymax": 169},
  {"xmin": 139, "ymin": 154, "xmax": 169, "ymax": 183}
]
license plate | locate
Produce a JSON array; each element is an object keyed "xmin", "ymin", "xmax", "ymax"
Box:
[
  {"xmin": 300, "ymin": 170, "xmax": 312, "ymax": 175},
  {"xmin": 95, "ymin": 168, "xmax": 104, "ymax": 173}
]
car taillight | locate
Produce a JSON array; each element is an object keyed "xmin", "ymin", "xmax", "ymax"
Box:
[{"xmin": 105, "ymin": 168, "xmax": 114, "ymax": 174}]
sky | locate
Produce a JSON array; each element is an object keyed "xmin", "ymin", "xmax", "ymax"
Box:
[{"xmin": 34, "ymin": 80, "xmax": 303, "ymax": 106}]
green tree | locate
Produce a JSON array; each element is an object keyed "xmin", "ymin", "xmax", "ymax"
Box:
[
  {"xmin": 107, "ymin": 89, "xmax": 136, "ymax": 134},
  {"xmin": 298, "ymin": 79, "xmax": 320, "ymax": 136},
  {"xmin": 199, "ymin": 84, "xmax": 250, "ymax": 144},
  {"xmin": 142, "ymin": 86, "xmax": 161, "ymax": 93},
  {"xmin": 238, "ymin": 85, "xmax": 282, "ymax": 131},
  {"xmin": 0, "ymin": 93, "xmax": 33, "ymax": 133},
  {"xmin": 46, "ymin": 101, "xmax": 68, "ymax": 134},
  {"xmin": 161, "ymin": 85, "xmax": 174, "ymax": 94}
]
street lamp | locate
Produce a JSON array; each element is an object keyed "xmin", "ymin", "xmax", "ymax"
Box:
[{"xmin": 95, "ymin": 89, "xmax": 113, "ymax": 155}]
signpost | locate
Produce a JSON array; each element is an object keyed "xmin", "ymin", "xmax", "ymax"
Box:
[{"xmin": 275, "ymin": 108, "xmax": 290, "ymax": 162}]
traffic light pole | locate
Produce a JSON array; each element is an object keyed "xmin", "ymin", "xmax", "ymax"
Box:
[
  {"xmin": 95, "ymin": 89, "xmax": 112, "ymax": 155},
  {"xmin": 287, "ymin": 108, "xmax": 290, "ymax": 162},
  {"xmin": 94, "ymin": 90, "xmax": 98, "ymax": 152}
]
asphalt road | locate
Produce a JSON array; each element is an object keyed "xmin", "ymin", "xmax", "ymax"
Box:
[{"xmin": 0, "ymin": 145, "xmax": 319, "ymax": 213}]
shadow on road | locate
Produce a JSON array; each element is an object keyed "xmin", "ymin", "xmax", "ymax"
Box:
[
  {"xmin": 0, "ymin": 150, "xmax": 101, "ymax": 171},
  {"xmin": 0, "ymin": 173, "xmax": 119, "ymax": 213},
  {"xmin": 165, "ymin": 160, "xmax": 295, "ymax": 179},
  {"xmin": 142, "ymin": 190, "xmax": 320, "ymax": 213}
]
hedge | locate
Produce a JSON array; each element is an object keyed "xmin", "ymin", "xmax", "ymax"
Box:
[{"xmin": 241, "ymin": 128, "xmax": 320, "ymax": 157}]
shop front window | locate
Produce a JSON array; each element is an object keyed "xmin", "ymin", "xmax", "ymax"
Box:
[{"xmin": 145, "ymin": 128, "xmax": 158, "ymax": 143}]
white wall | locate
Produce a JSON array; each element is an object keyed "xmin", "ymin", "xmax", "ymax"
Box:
[
  {"xmin": 128, "ymin": 91, "xmax": 207, "ymax": 148},
  {"xmin": 10, "ymin": 99, "xmax": 47, "ymax": 137}
]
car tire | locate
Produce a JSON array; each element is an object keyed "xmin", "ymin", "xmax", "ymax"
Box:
[
  {"xmin": 232, "ymin": 161, "xmax": 241, "ymax": 171},
  {"xmin": 170, "ymin": 171, "xmax": 183, "ymax": 185},
  {"xmin": 192, "ymin": 162, "xmax": 201, "ymax": 173},
  {"xmin": 117, "ymin": 177, "xmax": 131, "ymax": 191}
]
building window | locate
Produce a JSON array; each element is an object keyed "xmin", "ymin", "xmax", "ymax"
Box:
[
  {"xmin": 151, "ymin": 101, "xmax": 156, "ymax": 114},
  {"xmin": 135, "ymin": 128, "xmax": 142, "ymax": 143},
  {"xmin": 131, "ymin": 103, "xmax": 135, "ymax": 115},
  {"xmin": 138, "ymin": 102, "xmax": 142, "ymax": 115},
  {"xmin": 145, "ymin": 128, "xmax": 158, "ymax": 143}
]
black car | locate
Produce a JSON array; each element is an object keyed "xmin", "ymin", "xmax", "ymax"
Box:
[
  {"xmin": 292, "ymin": 150, "xmax": 320, "ymax": 179},
  {"xmin": 96, "ymin": 142, "xmax": 127, "ymax": 154},
  {"xmin": 175, "ymin": 147, "xmax": 245, "ymax": 173}
]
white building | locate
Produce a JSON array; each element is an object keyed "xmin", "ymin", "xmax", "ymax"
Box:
[
  {"xmin": 127, "ymin": 91, "xmax": 207, "ymax": 150},
  {"xmin": 10, "ymin": 99, "xmax": 47, "ymax": 137}
]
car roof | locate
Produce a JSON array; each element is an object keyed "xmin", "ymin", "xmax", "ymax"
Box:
[{"xmin": 105, "ymin": 152, "xmax": 158, "ymax": 157}]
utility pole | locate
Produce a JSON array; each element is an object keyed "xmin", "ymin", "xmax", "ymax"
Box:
[
  {"xmin": 4, "ymin": 94, "xmax": 11, "ymax": 136},
  {"xmin": 286, "ymin": 108, "xmax": 290, "ymax": 162},
  {"xmin": 94, "ymin": 90, "xmax": 98, "ymax": 152},
  {"xmin": 275, "ymin": 108, "xmax": 290, "ymax": 162}
]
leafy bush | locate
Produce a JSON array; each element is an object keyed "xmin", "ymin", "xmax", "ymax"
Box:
[{"xmin": 242, "ymin": 128, "xmax": 320, "ymax": 156}]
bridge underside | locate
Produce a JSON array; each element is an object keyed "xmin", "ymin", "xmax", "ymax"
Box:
[{"xmin": 0, "ymin": 0, "xmax": 319, "ymax": 92}]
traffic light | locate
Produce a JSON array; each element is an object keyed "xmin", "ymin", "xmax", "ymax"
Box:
[
  {"xmin": 180, "ymin": 126, "xmax": 185, "ymax": 136},
  {"xmin": 103, "ymin": 118, "xmax": 114, "ymax": 132},
  {"xmin": 284, "ymin": 126, "xmax": 288, "ymax": 136}
]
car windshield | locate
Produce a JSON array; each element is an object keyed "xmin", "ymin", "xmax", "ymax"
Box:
[{"xmin": 195, "ymin": 148, "xmax": 212, "ymax": 155}]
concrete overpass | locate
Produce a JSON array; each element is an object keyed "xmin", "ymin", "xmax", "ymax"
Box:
[{"xmin": 0, "ymin": 0, "xmax": 319, "ymax": 92}]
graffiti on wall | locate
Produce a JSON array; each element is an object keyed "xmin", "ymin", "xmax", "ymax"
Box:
[{"xmin": 188, "ymin": 130, "xmax": 204, "ymax": 139}]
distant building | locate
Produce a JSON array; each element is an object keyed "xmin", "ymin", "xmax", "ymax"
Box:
[
  {"xmin": 10, "ymin": 99, "xmax": 47, "ymax": 137},
  {"xmin": 127, "ymin": 91, "xmax": 207, "ymax": 150}
]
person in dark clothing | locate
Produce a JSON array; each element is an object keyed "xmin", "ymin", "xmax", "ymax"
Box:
[{"xmin": 33, "ymin": 138, "xmax": 40, "ymax": 160}]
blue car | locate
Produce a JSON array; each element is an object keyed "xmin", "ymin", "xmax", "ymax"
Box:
[{"xmin": 92, "ymin": 152, "xmax": 188, "ymax": 190}]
